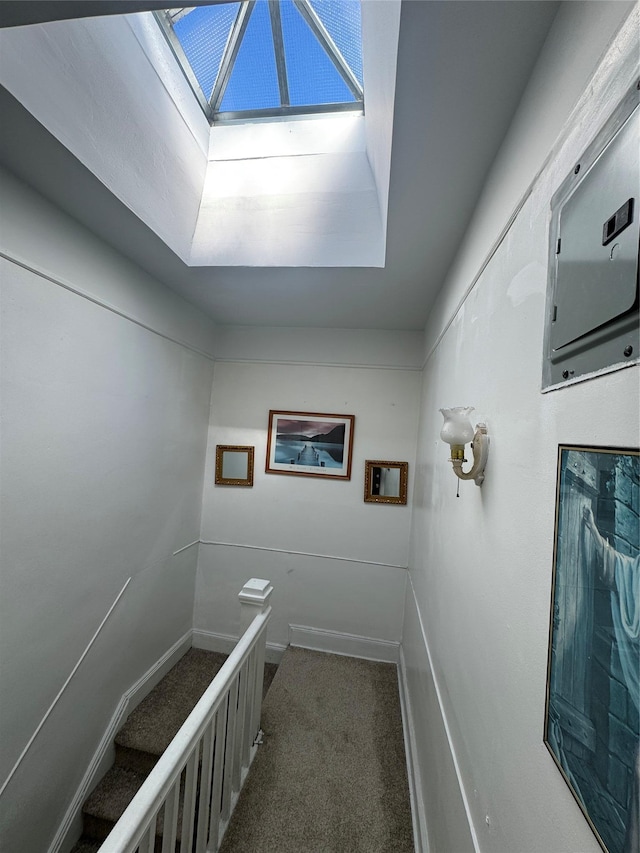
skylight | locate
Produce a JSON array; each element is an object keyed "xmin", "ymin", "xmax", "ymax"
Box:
[{"xmin": 156, "ymin": 1, "xmax": 364, "ymax": 123}]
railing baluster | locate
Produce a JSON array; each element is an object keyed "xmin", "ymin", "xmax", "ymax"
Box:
[
  {"xmin": 137, "ymin": 819, "xmax": 156, "ymax": 853},
  {"xmin": 161, "ymin": 778, "xmax": 180, "ymax": 853},
  {"xmin": 252, "ymin": 624, "xmax": 267, "ymax": 743},
  {"xmin": 233, "ymin": 662, "xmax": 249, "ymax": 790},
  {"xmin": 180, "ymin": 748, "xmax": 198, "ymax": 853},
  {"xmin": 208, "ymin": 700, "xmax": 227, "ymax": 852},
  {"xmin": 221, "ymin": 674, "xmax": 239, "ymax": 823},
  {"xmin": 98, "ymin": 580, "xmax": 272, "ymax": 853},
  {"xmin": 242, "ymin": 647, "xmax": 257, "ymax": 769},
  {"xmin": 195, "ymin": 722, "xmax": 215, "ymax": 853}
]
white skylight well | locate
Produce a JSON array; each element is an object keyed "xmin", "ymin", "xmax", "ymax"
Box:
[
  {"xmin": 0, "ymin": 1, "xmax": 400, "ymax": 267},
  {"xmin": 156, "ymin": 1, "xmax": 364, "ymax": 123}
]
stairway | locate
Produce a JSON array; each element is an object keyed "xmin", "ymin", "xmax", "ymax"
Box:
[{"xmin": 71, "ymin": 648, "xmax": 277, "ymax": 852}]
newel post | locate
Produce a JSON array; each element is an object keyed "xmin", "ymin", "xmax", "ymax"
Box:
[
  {"xmin": 239, "ymin": 579, "xmax": 273, "ymax": 747},
  {"xmin": 238, "ymin": 578, "xmax": 273, "ymax": 634}
]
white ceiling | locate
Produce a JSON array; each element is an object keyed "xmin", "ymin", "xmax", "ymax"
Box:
[{"xmin": 0, "ymin": 1, "xmax": 559, "ymax": 330}]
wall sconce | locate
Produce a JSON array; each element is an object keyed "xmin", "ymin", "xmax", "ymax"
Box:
[{"xmin": 439, "ymin": 407, "xmax": 489, "ymax": 487}]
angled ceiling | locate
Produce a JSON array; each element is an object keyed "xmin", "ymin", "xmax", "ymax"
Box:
[{"xmin": 0, "ymin": 1, "xmax": 559, "ymax": 330}]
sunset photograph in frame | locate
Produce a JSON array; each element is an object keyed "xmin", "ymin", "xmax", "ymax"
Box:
[{"xmin": 265, "ymin": 411, "xmax": 355, "ymax": 480}]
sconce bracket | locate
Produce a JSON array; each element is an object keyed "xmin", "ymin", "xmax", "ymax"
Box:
[{"xmin": 451, "ymin": 423, "xmax": 489, "ymax": 486}]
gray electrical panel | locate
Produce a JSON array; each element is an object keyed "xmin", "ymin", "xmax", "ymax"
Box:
[{"xmin": 543, "ymin": 83, "xmax": 639, "ymax": 389}]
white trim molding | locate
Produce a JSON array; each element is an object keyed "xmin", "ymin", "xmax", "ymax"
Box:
[
  {"xmin": 1, "ymin": 578, "xmax": 132, "ymax": 799},
  {"xmin": 400, "ymin": 577, "xmax": 480, "ymax": 853},
  {"xmin": 192, "ymin": 628, "xmax": 286, "ymax": 665},
  {"xmin": 199, "ymin": 539, "xmax": 407, "ymax": 570},
  {"xmin": 398, "ymin": 646, "xmax": 430, "ymax": 853},
  {"xmin": 0, "ymin": 251, "xmax": 216, "ymax": 363},
  {"xmin": 289, "ymin": 624, "xmax": 400, "ymax": 663}
]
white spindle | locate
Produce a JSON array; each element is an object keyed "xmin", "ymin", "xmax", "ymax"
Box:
[
  {"xmin": 252, "ymin": 626, "xmax": 267, "ymax": 743},
  {"xmin": 180, "ymin": 749, "xmax": 198, "ymax": 852},
  {"xmin": 234, "ymin": 663, "xmax": 249, "ymax": 789},
  {"xmin": 161, "ymin": 779, "xmax": 180, "ymax": 853},
  {"xmin": 242, "ymin": 649, "xmax": 255, "ymax": 769},
  {"xmin": 98, "ymin": 579, "xmax": 272, "ymax": 853},
  {"xmin": 195, "ymin": 722, "xmax": 215, "ymax": 853},
  {"xmin": 138, "ymin": 820, "xmax": 155, "ymax": 853},
  {"xmin": 221, "ymin": 674, "xmax": 239, "ymax": 823},
  {"xmin": 209, "ymin": 696, "xmax": 228, "ymax": 851}
]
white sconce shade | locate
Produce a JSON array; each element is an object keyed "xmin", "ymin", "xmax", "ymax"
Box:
[
  {"xmin": 439, "ymin": 406, "xmax": 489, "ymax": 487},
  {"xmin": 439, "ymin": 407, "xmax": 475, "ymax": 446}
]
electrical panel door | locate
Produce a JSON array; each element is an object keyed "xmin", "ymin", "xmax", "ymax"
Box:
[{"xmin": 543, "ymin": 84, "xmax": 639, "ymax": 389}]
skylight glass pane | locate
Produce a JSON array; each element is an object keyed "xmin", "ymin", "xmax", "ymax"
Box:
[
  {"xmin": 309, "ymin": 0, "xmax": 363, "ymax": 87},
  {"xmin": 173, "ymin": 4, "xmax": 240, "ymax": 100},
  {"xmin": 220, "ymin": 1, "xmax": 281, "ymax": 112},
  {"xmin": 280, "ymin": 0, "xmax": 355, "ymax": 106}
]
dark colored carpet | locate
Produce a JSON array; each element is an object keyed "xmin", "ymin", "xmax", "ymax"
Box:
[{"xmin": 219, "ymin": 647, "xmax": 414, "ymax": 853}]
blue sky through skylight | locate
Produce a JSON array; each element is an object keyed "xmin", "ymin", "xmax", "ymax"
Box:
[
  {"xmin": 163, "ymin": 0, "xmax": 363, "ymax": 120},
  {"xmin": 221, "ymin": 1, "xmax": 280, "ymax": 112},
  {"xmin": 281, "ymin": 1, "xmax": 354, "ymax": 106},
  {"xmin": 173, "ymin": 4, "xmax": 240, "ymax": 100},
  {"xmin": 309, "ymin": 0, "xmax": 362, "ymax": 86}
]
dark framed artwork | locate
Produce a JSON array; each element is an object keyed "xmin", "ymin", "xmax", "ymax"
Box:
[
  {"xmin": 265, "ymin": 410, "xmax": 355, "ymax": 480},
  {"xmin": 544, "ymin": 445, "xmax": 639, "ymax": 853}
]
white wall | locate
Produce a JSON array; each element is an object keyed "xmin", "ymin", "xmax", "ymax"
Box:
[
  {"xmin": 0, "ymin": 13, "xmax": 209, "ymax": 262},
  {"xmin": 0, "ymin": 169, "xmax": 217, "ymax": 852},
  {"xmin": 402, "ymin": 5, "xmax": 639, "ymax": 853},
  {"xmin": 194, "ymin": 333, "xmax": 422, "ymax": 657},
  {"xmin": 0, "ymin": 5, "xmax": 402, "ymax": 271},
  {"xmin": 361, "ymin": 0, "xmax": 401, "ymax": 231}
]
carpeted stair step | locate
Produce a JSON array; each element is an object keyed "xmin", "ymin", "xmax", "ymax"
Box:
[
  {"xmin": 81, "ymin": 765, "xmax": 148, "ymax": 843},
  {"xmin": 114, "ymin": 648, "xmax": 229, "ymax": 774},
  {"xmin": 81, "ymin": 764, "xmax": 189, "ymax": 849},
  {"xmin": 69, "ymin": 839, "xmax": 101, "ymax": 853},
  {"xmin": 72, "ymin": 647, "xmax": 278, "ymax": 852}
]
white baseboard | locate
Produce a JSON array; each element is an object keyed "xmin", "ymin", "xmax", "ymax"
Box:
[
  {"xmin": 398, "ymin": 646, "xmax": 430, "ymax": 853},
  {"xmin": 288, "ymin": 624, "xmax": 400, "ymax": 663},
  {"xmin": 192, "ymin": 628, "xmax": 286, "ymax": 664},
  {"xmin": 50, "ymin": 630, "xmax": 192, "ymax": 853}
]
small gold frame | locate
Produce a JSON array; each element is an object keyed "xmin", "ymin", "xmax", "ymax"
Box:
[
  {"xmin": 364, "ymin": 460, "xmax": 408, "ymax": 505},
  {"xmin": 215, "ymin": 445, "xmax": 254, "ymax": 486}
]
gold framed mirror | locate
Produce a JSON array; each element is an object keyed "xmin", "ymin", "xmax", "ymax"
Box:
[
  {"xmin": 364, "ymin": 460, "xmax": 408, "ymax": 505},
  {"xmin": 215, "ymin": 445, "xmax": 255, "ymax": 486}
]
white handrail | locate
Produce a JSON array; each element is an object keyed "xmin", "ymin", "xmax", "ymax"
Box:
[{"xmin": 99, "ymin": 579, "xmax": 273, "ymax": 853}]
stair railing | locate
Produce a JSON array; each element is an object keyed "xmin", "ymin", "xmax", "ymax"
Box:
[{"xmin": 99, "ymin": 578, "xmax": 273, "ymax": 853}]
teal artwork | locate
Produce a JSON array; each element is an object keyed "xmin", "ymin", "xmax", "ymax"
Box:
[{"xmin": 545, "ymin": 446, "xmax": 639, "ymax": 853}]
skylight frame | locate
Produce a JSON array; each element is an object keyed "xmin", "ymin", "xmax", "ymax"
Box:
[
  {"xmin": 155, "ymin": 1, "xmax": 364, "ymax": 125},
  {"xmin": 155, "ymin": 7, "xmax": 215, "ymax": 119}
]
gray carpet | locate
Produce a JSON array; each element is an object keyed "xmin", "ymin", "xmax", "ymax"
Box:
[
  {"xmin": 219, "ymin": 647, "xmax": 414, "ymax": 853},
  {"xmin": 114, "ymin": 648, "xmax": 230, "ymax": 772},
  {"xmin": 72, "ymin": 648, "xmax": 277, "ymax": 850}
]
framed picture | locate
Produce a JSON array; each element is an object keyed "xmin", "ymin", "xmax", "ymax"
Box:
[
  {"xmin": 544, "ymin": 445, "xmax": 639, "ymax": 853},
  {"xmin": 265, "ymin": 410, "xmax": 355, "ymax": 480},
  {"xmin": 215, "ymin": 445, "xmax": 254, "ymax": 486},
  {"xmin": 364, "ymin": 460, "xmax": 408, "ymax": 505}
]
